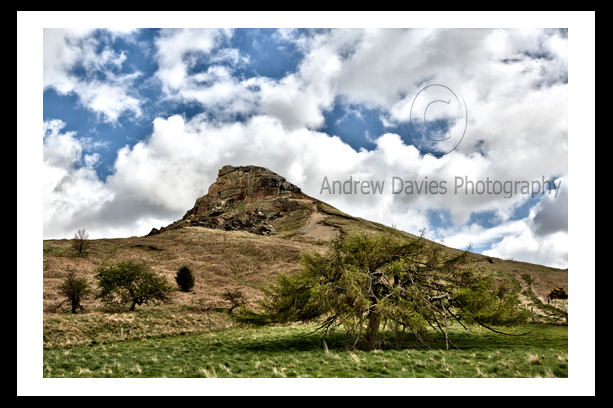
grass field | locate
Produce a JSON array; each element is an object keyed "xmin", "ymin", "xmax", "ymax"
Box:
[{"xmin": 43, "ymin": 322, "xmax": 567, "ymax": 378}]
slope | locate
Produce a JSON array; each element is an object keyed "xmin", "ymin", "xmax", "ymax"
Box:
[{"xmin": 42, "ymin": 165, "xmax": 568, "ymax": 346}]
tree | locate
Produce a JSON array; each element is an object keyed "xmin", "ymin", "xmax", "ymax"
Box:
[
  {"xmin": 71, "ymin": 229, "xmax": 91, "ymax": 258},
  {"xmin": 222, "ymin": 288, "xmax": 246, "ymax": 313},
  {"xmin": 175, "ymin": 266, "xmax": 195, "ymax": 292},
  {"xmin": 236, "ymin": 229, "xmax": 529, "ymax": 350},
  {"xmin": 58, "ymin": 268, "xmax": 91, "ymax": 313},
  {"xmin": 95, "ymin": 260, "xmax": 173, "ymax": 311}
]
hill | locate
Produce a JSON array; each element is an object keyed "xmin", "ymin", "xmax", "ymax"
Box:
[{"xmin": 42, "ymin": 165, "xmax": 568, "ymax": 347}]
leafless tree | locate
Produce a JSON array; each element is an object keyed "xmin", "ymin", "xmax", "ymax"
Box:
[{"xmin": 71, "ymin": 229, "xmax": 90, "ymax": 258}]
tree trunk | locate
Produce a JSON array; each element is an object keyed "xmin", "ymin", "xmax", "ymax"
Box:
[
  {"xmin": 360, "ymin": 306, "xmax": 381, "ymax": 350},
  {"xmin": 130, "ymin": 302, "xmax": 136, "ymax": 311},
  {"xmin": 442, "ymin": 299, "xmax": 449, "ymax": 350}
]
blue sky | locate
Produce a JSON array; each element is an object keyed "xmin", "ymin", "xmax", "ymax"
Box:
[{"xmin": 37, "ymin": 25, "xmax": 576, "ymax": 268}]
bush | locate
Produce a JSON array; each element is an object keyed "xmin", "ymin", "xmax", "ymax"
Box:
[
  {"xmin": 222, "ymin": 288, "xmax": 245, "ymax": 313},
  {"xmin": 548, "ymin": 287, "xmax": 568, "ymax": 300},
  {"xmin": 95, "ymin": 260, "xmax": 173, "ymax": 311},
  {"xmin": 58, "ymin": 267, "xmax": 91, "ymax": 313},
  {"xmin": 175, "ymin": 266, "xmax": 195, "ymax": 292}
]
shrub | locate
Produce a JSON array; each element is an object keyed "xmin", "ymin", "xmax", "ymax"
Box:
[
  {"xmin": 58, "ymin": 268, "xmax": 91, "ymax": 313},
  {"xmin": 175, "ymin": 266, "xmax": 196, "ymax": 292},
  {"xmin": 548, "ymin": 287, "xmax": 568, "ymax": 300},
  {"xmin": 222, "ymin": 288, "xmax": 245, "ymax": 312}
]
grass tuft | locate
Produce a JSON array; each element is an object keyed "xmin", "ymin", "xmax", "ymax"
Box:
[{"xmin": 528, "ymin": 353, "xmax": 541, "ymax": 365}]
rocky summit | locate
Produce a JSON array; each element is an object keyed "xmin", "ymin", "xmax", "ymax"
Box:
[
  {"xmin": 187, "ymin": 165, "xmax": 306, "ymax": 215},
  {"xmin": 147, "ymin": 165, "xmax": 313, "ymax": 237}
]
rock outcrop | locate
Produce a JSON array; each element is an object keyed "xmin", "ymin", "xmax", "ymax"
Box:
[
  {"xmin": 147, "ymin": 165, "xmax": 310, "ymax": 237},
  {"xmin": 184, "ymin": 165, "xmax": 306, "ymax": 219}
]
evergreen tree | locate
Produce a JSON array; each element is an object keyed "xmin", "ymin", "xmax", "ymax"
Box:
[
  {"xmin": 237, "ymin": 229, "xmax": 529, "ymax": 350},
  {"xmin": 175, "ymin": 266, "xmax": 196, "ymax": 292}
]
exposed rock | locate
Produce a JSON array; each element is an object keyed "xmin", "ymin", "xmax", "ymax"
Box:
[
  {"xmin": 184, "ymin": 165, "xmax": 306, "ymax": 220},
  {"xmin": 146, "ymin": 226, "xmax": 169, "ymax": 236},
  {"xmin": 147, "ymin": 165, "xmax": 311, "ymax": 237}
]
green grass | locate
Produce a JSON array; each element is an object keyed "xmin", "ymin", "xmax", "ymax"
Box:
[{"xmin": 43, "ymin": 322, "xmax": 567, "ymax": 378}]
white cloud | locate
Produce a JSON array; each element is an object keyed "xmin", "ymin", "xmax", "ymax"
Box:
[
  {"xmin": 73, "ymin": 80, "xmax": 143, "ymax": 123},
  {"xmin": 438, "ymin": 219, "xmax": 530, "ymax": 252},
  {"xmin": 483, "ymin": 230, "xmax": 568, "ymax": 269},
  {"xmin": 43, "ymin": 28, "xmax": 143, "ymax": 123},
  {"xmin": 439, "ymin": 177, "xmax": 568, "ymax": 268},
  {"xmin": 43, "ymin": 120, "xmax": 114, "ymax": 238},
  {"xmin": 153, "ymin": 28, "xmax": 256, "ymax": 117},
  {"xmin": 43, "ymin": 28, "xmax": 96, "ymax": 94},
  {"xmin": 531, "ymin": 176, "xmax": 568, "ymax": 237},
  {"xmin": 154, "ymin": 28, "xmax": 229, "ymax": 91}
]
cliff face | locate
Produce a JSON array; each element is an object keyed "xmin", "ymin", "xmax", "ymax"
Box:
[
  {"xmin": 185, "ymin": 165, "xmax": 306, "ymax": 218},
  {"xmin": 147, "ymin": 165, "xmax": 311, "ymax": 237}
]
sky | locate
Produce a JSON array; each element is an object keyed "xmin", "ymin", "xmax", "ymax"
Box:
[
  {"xmin": 20, "ymin": 11, "xmax": 595, "ymax": 396},
  {"xmin": 38, "ymin": 25, "xmax": 575, "ymax": 268}
]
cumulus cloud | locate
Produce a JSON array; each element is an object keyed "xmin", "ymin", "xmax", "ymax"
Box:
[
  {"xmin": 257, "ymin": 28, "xmax": 568, "ymax": 221},
  {"xmin": 43, "ymin": 28, "xmax": 143, "ymax": 123},
  {"xmin": 43, "ymin": 120, "xmax": 114, "ymax": 238},
  {"xmin": 43, "ymin": 28, "xmax": 96, "ymax": 94},
  {"xmin": 470, "ymin": 177, "xmax": 568, "ymax": 268},
  {"xmin": 154, "ymin": 28, "xmax": 232, "ymax": 92},
  {"xmin": 483, "ymin": 230, "xmax": 568, "ymax": 269},
  {"xmin": 152, "ymin": 28, "xmax": 257, "ymax": 119},
  {"xmin": 531, "ymin": 177, "xmax": 568, "ymax": 237},
  {"xmin": 437, "ymin": 219, "xmax": 530, "ymax": 252}
]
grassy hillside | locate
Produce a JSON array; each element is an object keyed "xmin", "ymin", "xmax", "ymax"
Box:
[{"xmin": 43, "ymin": 197, "xmax": 568, "ymax": 351}]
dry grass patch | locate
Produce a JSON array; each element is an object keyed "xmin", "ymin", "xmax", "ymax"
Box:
[
  {"xmin": 43, "ymin": 227, "xmax": 319, "ymax": 316},
  {"xmin": 528, "ymin": 353, "xmax": 541, "ymax": 365}
]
